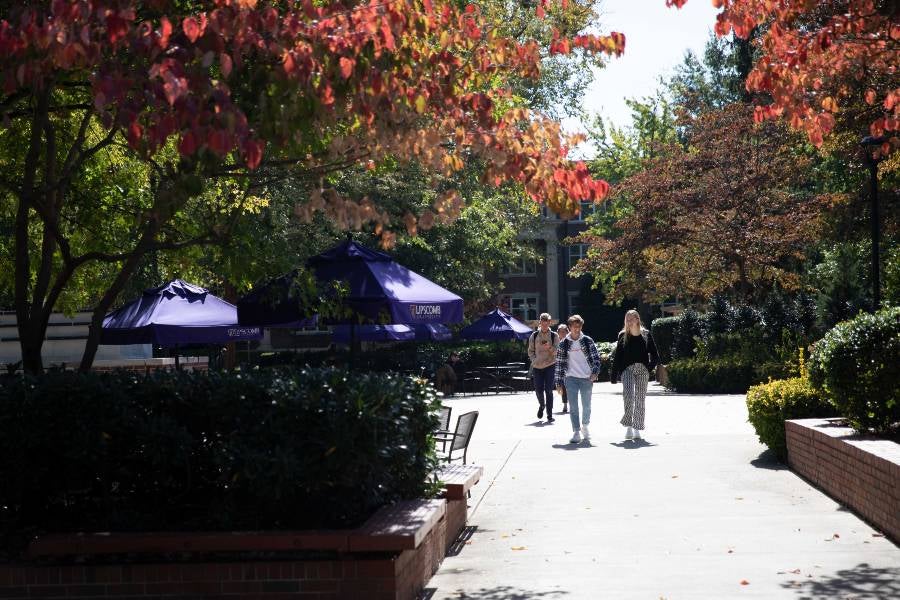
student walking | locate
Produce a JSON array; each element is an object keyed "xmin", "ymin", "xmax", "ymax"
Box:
[
  {"xmin": 556, "ymin": 324, "xmax": 569, "ymax": 414},
  {"xmin": 527, "ymin": 313, "xmax": 558, "ymax": 423},
  {"xmin": 610, "ymin": 310, "xmax": 660, "ymax": 440},
  {"xmin": 554, "ymin": 315, "xmax": 602, "ymax": 443}
]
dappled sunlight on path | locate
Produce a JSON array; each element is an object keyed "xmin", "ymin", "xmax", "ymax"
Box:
[{"xmin": 428, "ymin": 383, "xmax": 899, "ymax": 599}]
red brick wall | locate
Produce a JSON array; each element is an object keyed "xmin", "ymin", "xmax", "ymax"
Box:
[
  {"xmin": 786, "ymin": 418, "xmax": 900, "ymax": 543},
  {"xmin": 0, "ymin": 500, "xmax": 471, "ymax": 600}
]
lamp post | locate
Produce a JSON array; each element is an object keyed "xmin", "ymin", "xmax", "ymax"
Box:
[{"xmin": 860, "ymin": 136, "xmax": 886, "ymax": 311}]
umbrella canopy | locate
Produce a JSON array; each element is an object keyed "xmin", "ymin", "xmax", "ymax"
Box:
[
  {"xmin": 102, "ymin": 279, "xmax": 263, "ymax": 347},
  {"xmin": 238, "ymin": 239, "xmax": 464, "ymax": 327},
  {"xmin": 236, "ymin": 270, "xmax": 317, "ymax": 328},
  {"xmin": 458, "ymin": 308, "xmax": 533, "ymax": 341}
]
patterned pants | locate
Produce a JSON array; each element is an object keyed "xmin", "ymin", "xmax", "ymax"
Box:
[{"xmin": 620, "ymin": 363, "xmax": 649, "ymax": 430}]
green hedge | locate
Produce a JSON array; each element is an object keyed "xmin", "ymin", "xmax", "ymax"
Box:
[
  {"xmin": 0, "ymin": 368, "xmax": 439, "ymax": 559},
  {"xmin": 665, "ymin": 358, "xmax": 791, "ymax": 394},
  {"xmin": 746, "ymin": 377, "xmax": 837, "ymax": 461},
  {"xmin": 651, "ymin": 317, "xmax": 679, "ymax": 364},
  {"xmin": 809, "ymin": 307, "xmax": 900, "ymax": 434}
]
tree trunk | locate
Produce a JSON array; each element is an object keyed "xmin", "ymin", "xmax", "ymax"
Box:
[
  {"xmin": 14, "ymin": 88, "xmax": 51, "ymax": 374},
  {"xmin": 79, "ymin": 236, "xmax": 156, "ymax": 372}
]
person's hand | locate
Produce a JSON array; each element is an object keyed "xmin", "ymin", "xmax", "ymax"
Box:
[
  {"xmin": 556, "ymin": 386, "xmax": 563, "ymax": 394},
  {"xmin": 590, "ymin": 374, "xmax": 597, "ymax": 382}
]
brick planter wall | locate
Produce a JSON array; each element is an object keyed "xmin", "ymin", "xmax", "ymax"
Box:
[
  {"xmin": 0, "ymin": 498, "xmax": 470, "ymax": 600},
  {"xmin": 785, "ymin": 418, "xmax": 900, "ymax": 543}
]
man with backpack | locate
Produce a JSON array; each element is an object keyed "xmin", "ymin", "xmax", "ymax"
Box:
[{"xmin": 528, "ymin": 313, "xmax": 558, "ymax": 423}]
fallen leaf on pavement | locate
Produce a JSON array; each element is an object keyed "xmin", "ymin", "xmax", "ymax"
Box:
[{"xmin": 511, "ymin": 546, "xmax": 526, "ymax": 551}]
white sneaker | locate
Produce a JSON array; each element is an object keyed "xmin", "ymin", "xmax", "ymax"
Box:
[
  {"xmin": 581, "ymin": 425, "xmax": 590, "ymax": 440},
  {"xmin": 625, "ymin": 427, "xmax": 634, "ymax": 439},
  {"xmin": 569, "ymin": 431, "xmax": 582, "ymax": 444},
  {"xmin": 633, "ymin": 428, "xmax": 642, "ymax": 439}
]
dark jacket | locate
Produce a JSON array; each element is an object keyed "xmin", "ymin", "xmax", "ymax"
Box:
[{"xmin": 611, "ymin": 329, "xmax": 659, "ymax": 384}]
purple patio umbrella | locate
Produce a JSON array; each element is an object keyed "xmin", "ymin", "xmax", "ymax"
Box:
[
  {"xmin": 102, "ymin": 279, "xmax": 263, "ymax": 347},
  {"xmin": 237, "ymin": 239, "xmax": 463, "ymax": 327},
  {"xmin": 458, "ymin": 308, "xmax": 532, "ymax": 341}
]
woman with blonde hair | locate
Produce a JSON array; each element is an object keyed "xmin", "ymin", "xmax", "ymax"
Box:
[{"xmin": 610, "ymin": 310, "xmax": 660, "ymax": 440}]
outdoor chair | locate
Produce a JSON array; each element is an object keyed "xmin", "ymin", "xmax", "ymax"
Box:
[
  {"xmin": 435, "ymin": 410, "xmax": 478, "ymax": 465},
  {"xmin": 436, "ymin": 405, "xmax": 452, "ymax": 452}
]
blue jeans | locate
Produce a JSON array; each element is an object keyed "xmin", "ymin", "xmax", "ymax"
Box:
[
  {"xmin": 565, "ymin": 376, "xmax": 593, "ymax": 432},
  {"xmin": 532, "ymin": 365, "xmax": 555, "ymax": 416}
]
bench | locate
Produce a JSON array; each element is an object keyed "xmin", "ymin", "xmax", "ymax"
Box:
[
  {"xmin": 347, "ymin": 499, "xmax": 446, "ymax": 552},
  {"xmin": 434, "ymin": 464, "xmax": 483, "ymax": 500}
]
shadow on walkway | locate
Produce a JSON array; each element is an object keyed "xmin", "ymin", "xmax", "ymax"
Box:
[
  {"xmin": 780, "ymin": 562, "xmax": 900, "ymax": 599},
  {"xmin": 420, "ymin": 586, "xmax": 569, "ymax": 599},
  {"xmin": 551, "ymin": 441, "xmax": 594, "ymax": 451},
  {"xmin": 446, "ymin": 525, "xmax": 479, "ymax": 557},
  {"xmin": 750, "ymin": 448, "xmax": 788, "ymax": 470},
  {"xmin": 609, "ymin": 439, "xmax": 657, "ymax": 449}
]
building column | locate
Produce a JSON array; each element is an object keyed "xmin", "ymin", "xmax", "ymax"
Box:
[{"xmin": 545, "ymin": 238, "xmax": 559, "ymax": 319}]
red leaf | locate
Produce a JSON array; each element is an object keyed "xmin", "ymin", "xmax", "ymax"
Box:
[
  {"xmin": 127, "ymin": 121, "xmax": 143, "ymax": 148},
  {"xmin": 282, "ymin": 51, "xmax": 295, "ymax": 74},
  {"xmin": 320, "ymin": 81, "xmax": 334, "ymax": 105},
  {"xmin": 220, "ymin": 53, "xmax": 233, "ymax": 77},
  {"xmin": 381, "ymin": 24, "xmax": 395, "ymax": 51},
  {"xmin": 242, "ymin": 139, "xmax": 265, "ymax": 169},
  {"xmin": 339, "ymin": 57, "xmax": 355, "ymax": 79},
  {"xmin": 183, "ymin": 17, "xmax": 201, "ymax": 43},
  {"xmin": 178, "ymin": 131, "xmax": 197, "ymax": 156},
  {"xmin": 158, "ymin": 17, "xmax": 172, "ymax": 49}
]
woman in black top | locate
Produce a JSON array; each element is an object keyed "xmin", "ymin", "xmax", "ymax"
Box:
[{"xmin": 611, "ymin": 310, "xmax": 660, "ymax": 440}]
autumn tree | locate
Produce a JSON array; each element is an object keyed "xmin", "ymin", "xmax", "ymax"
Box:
[
  {"xmin": 669, "ymin": 0, "xmax": 899, "ymax": 155},
  {"xmin": 0, "ymin": 0, "xmax": 624, "ymax": 372},
  {"xmin": 573, "ymin": 104, "xmax": 830, "ymax": 303}
]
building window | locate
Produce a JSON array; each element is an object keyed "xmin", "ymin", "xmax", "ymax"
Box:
[
  {"xmin": 567, "ymin": 292, "xmax": 581, "ymax": 316},
  {"xmin": 568, "ymin": 244, "xmax": 588, "ymax": 270},
  {"xmin": 506, "ymin": 294, "xmax": 540, "ymax": 322},
  {"xmin": 572, "ymin": 201, "xmax": 598, "ymax": 222},
  {"xmin": 501, "ymin": 257, "xmax": 537, "ymax": 277}
]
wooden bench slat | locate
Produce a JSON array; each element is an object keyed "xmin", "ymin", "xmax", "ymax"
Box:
[
  {"xmin": 435, "ymin": 464, "xmax": 483, "ymax": 500},
  {"xmin": 347, "ymin": 499, "xmax": 446, "ymax": 552}
]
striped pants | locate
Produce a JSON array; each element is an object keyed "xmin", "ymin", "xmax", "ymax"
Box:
[{"xmin": 620, "ymin": 363, "xmax": 649, "ymax": 430}]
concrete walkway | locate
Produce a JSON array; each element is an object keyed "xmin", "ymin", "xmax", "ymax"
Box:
[{"xmin": 424, "ymin": 383, "xmax": 900, "ymax": 599}]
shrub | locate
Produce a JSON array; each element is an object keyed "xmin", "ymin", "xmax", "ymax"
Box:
[
  {"xmin": 651, "ymin": 316, "xmax": 679, "ymax": 364},
  {"xmin": 666, "ymin": 357, "xmax": 754, "ymax": 393},
  {"xmin": 809, "ymin": 307, "xmax": 900, "ymax": 434},
  {"xmin": 665, "ymin": 357, "xmax": 790, "ymax": 394},
  {"xmin": 746, "ymin": 377, "xmax": 837, "ymax": 461},
  {"xmin": 0, "ymin": 368, "xmax": 439, "ymax": 559},
  {"xmin": 705, "ymin": 295, "xmax": 735, "ymax": 336},
  {"xmin": 671, "ymin": 308, "xmax": 704, "ymax": 359}
]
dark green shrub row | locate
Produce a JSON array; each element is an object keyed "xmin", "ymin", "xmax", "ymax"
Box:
[
  {"xmin": 665, "ymin": 357, "xmax": 792, "ymax": 394},
  {"xmin": 0, "ymin": 368, "xmax": 439, "ymax": 559},
  {"xmin": 809, "ymin": 306, "xmax": 900, "ymax": 434},
  {"xmin": 746, "ymin": 377, "xmax": 837, "ymax": 461}
]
